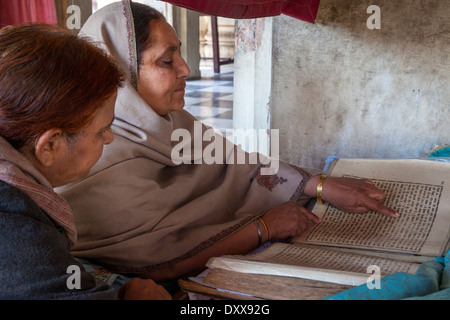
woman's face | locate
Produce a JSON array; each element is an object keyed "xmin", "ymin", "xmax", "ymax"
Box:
[
  {"xmin": 46, "ymin": 94, "xmax": 116, "ymax": 187},
  {"xmin": 137, "ymin": 19, "xmax": 190, "ymax": 116}
]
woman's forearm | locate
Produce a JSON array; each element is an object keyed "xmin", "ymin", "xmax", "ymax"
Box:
[{"xmin": 141, "ymin": 219, "xmax": 267, "ymax": 281}]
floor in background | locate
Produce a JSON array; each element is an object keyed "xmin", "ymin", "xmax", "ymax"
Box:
[{"xmin": 184, "ymin": 61, "xmax": 234, "ymax": 135}]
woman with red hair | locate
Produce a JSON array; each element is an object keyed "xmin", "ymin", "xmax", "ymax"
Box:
[{"xmin": 0, "ymin": 24, "xmax": 170, "ymax": 299}]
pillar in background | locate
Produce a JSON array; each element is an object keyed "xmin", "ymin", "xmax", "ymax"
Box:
[
  {"xmin": 233, "ymin": 17, "xmax": 273, "ymax": 156},
  {"xmin": 171, "ymin": 6, "xmax": 201, "ymax": 79}
]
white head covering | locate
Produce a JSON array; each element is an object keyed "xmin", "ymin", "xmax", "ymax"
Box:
[{"xmin": 58, "ymin": 0, "xmax": 319, "ymax": 273}]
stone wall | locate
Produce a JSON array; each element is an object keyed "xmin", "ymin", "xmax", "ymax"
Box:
[{"xmin": 236, "ymin": 0, "xmax": 449, "ymax": 169}]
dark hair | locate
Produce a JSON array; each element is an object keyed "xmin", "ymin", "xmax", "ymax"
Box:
[
  {"xmin": 0, "ymin": 24, "xmax": 124, "ymax": 149},
  {"xmin": 130, "ymin": 2, "xmax": 165, "ymax": 66}
]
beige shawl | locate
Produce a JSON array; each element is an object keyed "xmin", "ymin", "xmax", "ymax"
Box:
[
  {"xmin": 0, "ymin": 137, "xmax": 77, "ymax": 246},
  {"xmin": 57, "ymin": 0, "xmax": 320, "ymax": 273}
]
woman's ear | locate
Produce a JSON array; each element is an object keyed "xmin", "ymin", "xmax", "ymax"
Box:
[{"xmin": 34, "ymin": 129, "xmax": 65, "ymax": 167}]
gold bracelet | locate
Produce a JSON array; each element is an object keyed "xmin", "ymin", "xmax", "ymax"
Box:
[
  {"xmin": 254, "ymin": 219, "xmax": 262, "ymax": 246},
  {"xmin": 316, "ymin": 173, "xmax": 327, "ymax": 205},
  {"xmin": 258, "ymin": 217, "xmax": 269, "ymax": 241}
]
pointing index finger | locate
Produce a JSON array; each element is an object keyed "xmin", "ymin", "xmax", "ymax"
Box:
[{"xmin": 364, "ymin": 197, "xmax": 400, "ymax": 218}]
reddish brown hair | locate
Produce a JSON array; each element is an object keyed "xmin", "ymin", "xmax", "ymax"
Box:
[{"xmin": 0, "ymin": 24, "xmax": 124, "ymax": 149}]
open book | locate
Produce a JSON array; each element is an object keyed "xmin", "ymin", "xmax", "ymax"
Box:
[{"xmin": 179, "ymin": 158, "xmax": 450, "ymax": 300}]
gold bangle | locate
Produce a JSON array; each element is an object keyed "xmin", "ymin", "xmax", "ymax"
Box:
[
  {"xmin": 258, "ymin": 218, "xmax": 269, "ymax": 241},
  {"xmin": 254, "ymin": 219, "xmax": 262, "ymax": 246},
  {"xmin": 316, "ymin": 173, "xmax": 327, "ymax": 205}
]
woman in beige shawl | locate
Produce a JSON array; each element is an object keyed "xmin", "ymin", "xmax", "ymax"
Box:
[{"xmin": 58, "ymin": 0, "xmax": 398, "ymax": 281}]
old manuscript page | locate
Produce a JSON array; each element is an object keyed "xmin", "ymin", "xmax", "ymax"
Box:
[
  {"xmin": 294, "ymin": 159, "xmax": 450, "ymax": 256},
  {"xmin": 202, "ymin": 268, "xmax": 353, "ymax": 300}
]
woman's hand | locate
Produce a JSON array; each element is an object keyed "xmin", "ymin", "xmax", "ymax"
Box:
[
  {"xmin": 319, "ymin": 176, "xmax": 400, "ymax": 218},
  {"xmin": 118, "ymin": 278, "xmax": 172, "ymax": 300},
  {"xmin": 262, "ymin": 201, "xmax": 321, "ymax": 241}
]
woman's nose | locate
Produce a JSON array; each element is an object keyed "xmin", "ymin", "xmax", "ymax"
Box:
[
  {"xmin": 104, "ymin": 130, "xmax": 114, "ymax": 145},
  {"xmin": 177, "ymin": 56, "xmax": 190, "ymax": 79}
]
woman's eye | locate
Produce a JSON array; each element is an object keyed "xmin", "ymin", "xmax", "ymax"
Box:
[
  {"xmin": 163, "ymin": 60, "xmax": 173, "ymax": 65},
  {"xmin": 99, "ymin": 128, "xmax": 111, "ymax": 137}
]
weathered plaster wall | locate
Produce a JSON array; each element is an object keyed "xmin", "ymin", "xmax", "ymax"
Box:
[
  {"xmin": 234, "ymin": 18, "xmax": 272, "ymax": 132},
  {"xmin": 270, "ymin": 0, "xmax": 450, "ymax": 169}
]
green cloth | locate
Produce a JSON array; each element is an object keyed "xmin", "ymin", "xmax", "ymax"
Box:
[
  {"xmin": 429, "ymin": 147, "xmax": 450, "ymax": 158},
  {"xmin": 325, "ymin": 250, "xmax": 450, "ymax": 300}
]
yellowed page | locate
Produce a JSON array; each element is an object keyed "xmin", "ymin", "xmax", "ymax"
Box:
[{"xmin": 294, "ymin": 159, "xmax": 450, "ymax": 256}]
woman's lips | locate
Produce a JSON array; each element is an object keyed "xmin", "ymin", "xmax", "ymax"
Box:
[{"xmin": 174, "ymin": 82, "xmax": 186, "ymax": 93}]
